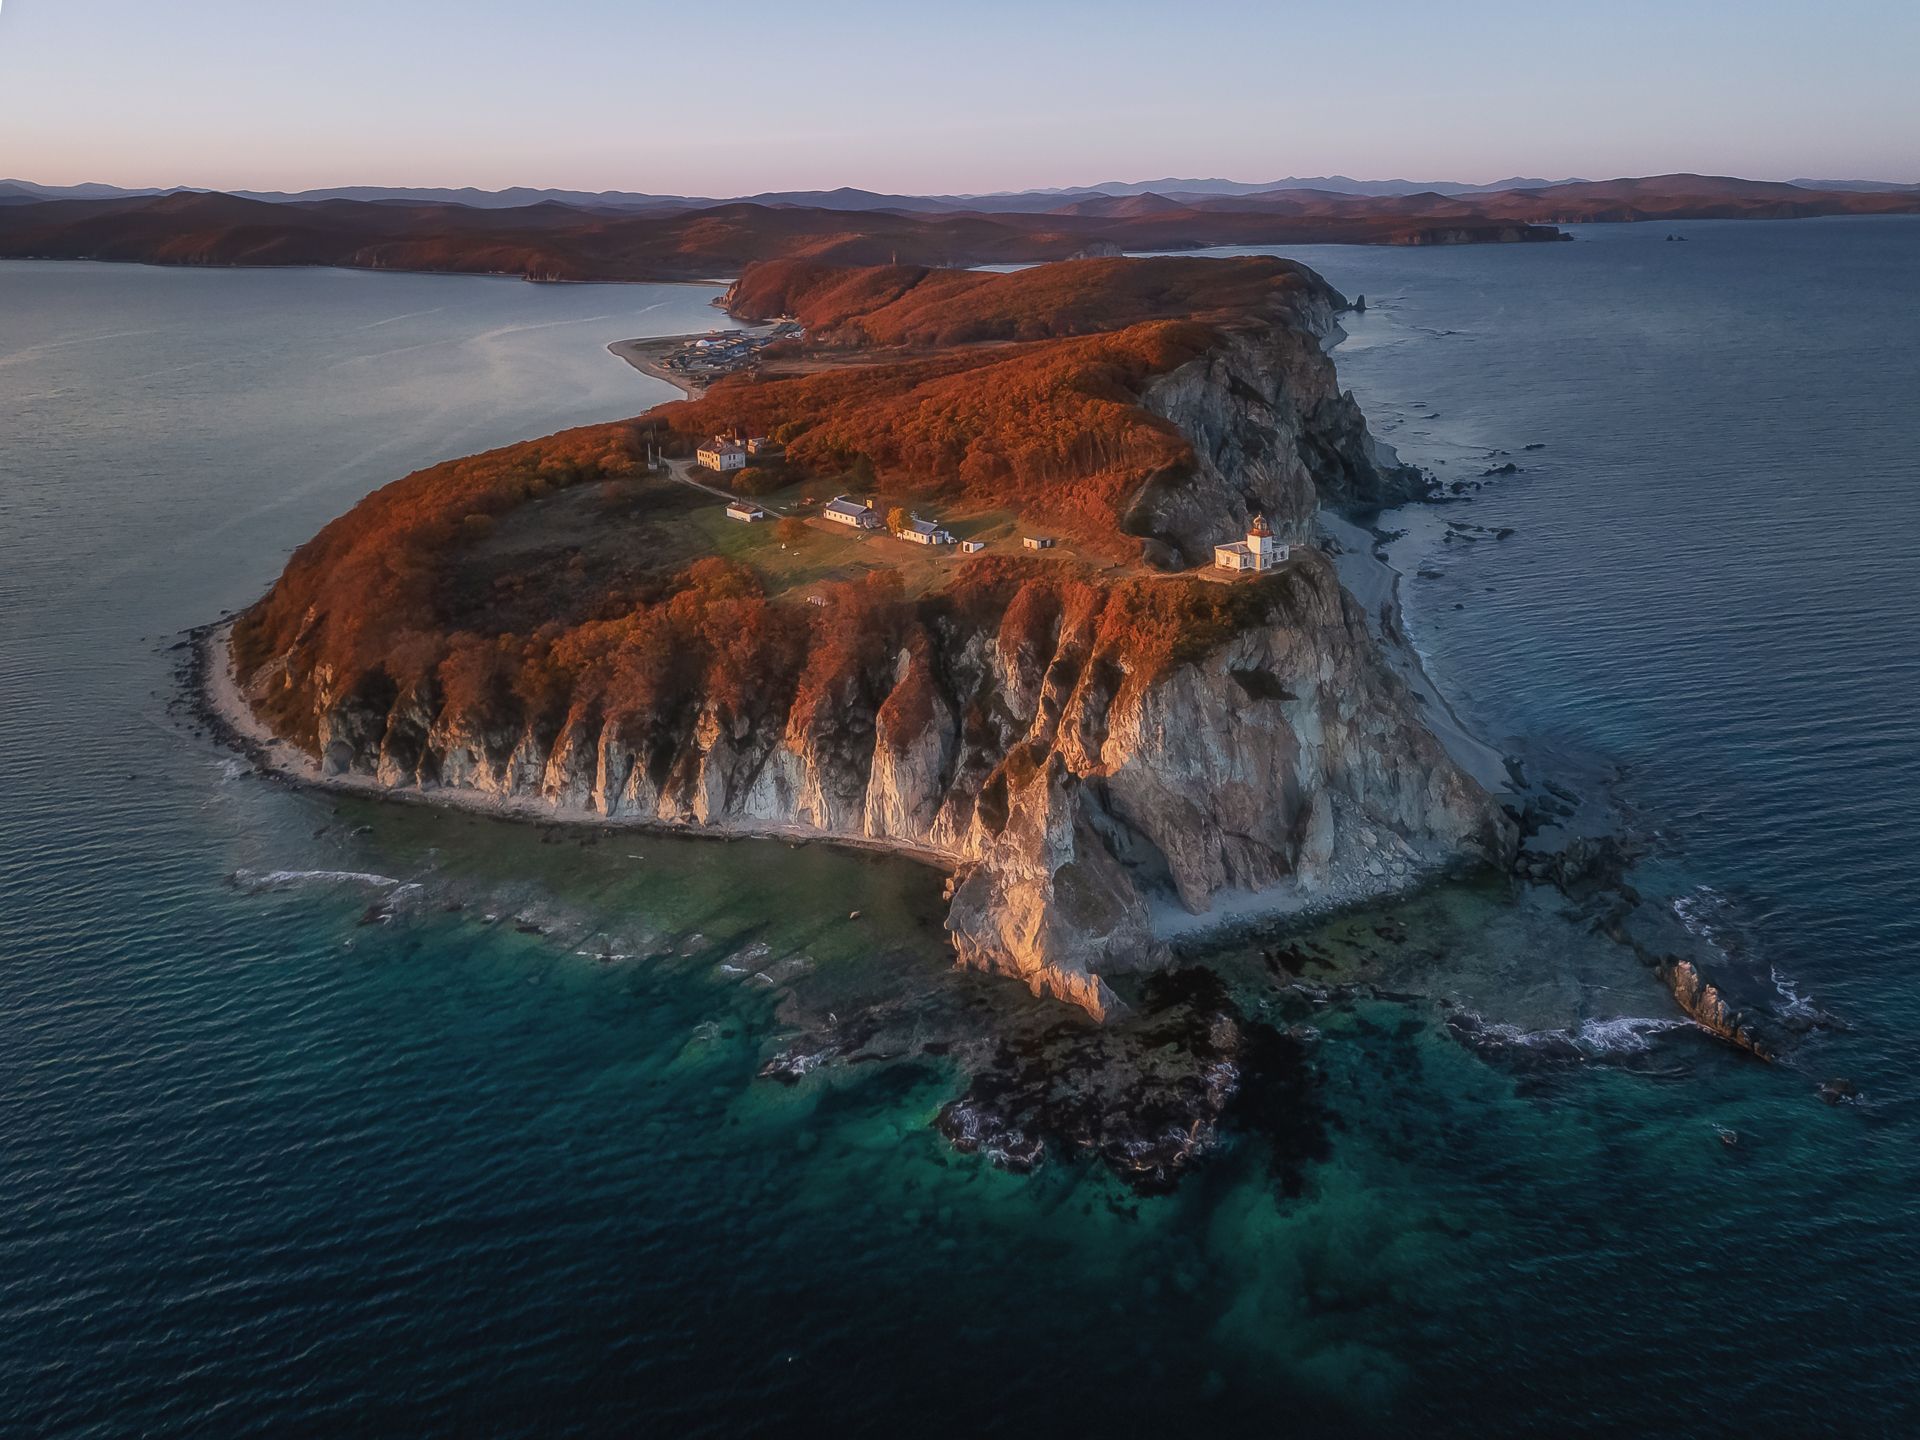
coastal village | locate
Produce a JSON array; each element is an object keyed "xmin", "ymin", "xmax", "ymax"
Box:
[{"xmin": 660, "ymin": 323, "xmax": 801, "ymax": 383}]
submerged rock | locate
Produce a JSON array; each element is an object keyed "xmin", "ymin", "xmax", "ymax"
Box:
[{"xmin": 934, "ymin": 967, "xmax": 1329, "ymax": 1196}]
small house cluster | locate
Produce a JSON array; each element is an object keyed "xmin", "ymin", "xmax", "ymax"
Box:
[
  {"xmin": 815, "ymin": 496, "xmax": 971, "ymax": 546},
  {"xmin": 697, "ymin": 433, "xmax": 778, "ymax": 473},
  {"xmin": 662, "ymin": 322, "xmax": 802, "ymax": 381},
  {"xmin": 1214, "ymin": 516, "xmax": 1288, "ymax": 572}
]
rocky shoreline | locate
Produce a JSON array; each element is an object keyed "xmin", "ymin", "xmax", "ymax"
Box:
[
  {"xmin": 195, "ymin": 543, "xmax": 1511, "ymax": 1014},
  {"xmin": 185, "ymin": 526, "xmax": 1835, "ymax": 1205}
]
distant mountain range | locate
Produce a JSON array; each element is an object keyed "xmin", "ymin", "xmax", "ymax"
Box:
[
  {"xmin": 0, "ymin": 190, "xmax": 1571, "ymax": 283},
  {"xmin": 4, "ymin": 174, "xmax": 1916, "ymax": 213},
  {"xmin": 1, "ymin": 175, "xmax": 1914, "ymax": 285}
]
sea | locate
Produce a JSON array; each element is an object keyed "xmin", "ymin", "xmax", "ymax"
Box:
[{"xmin": 1, "ymin": 217, "xmax": 1916, "ymax": 1437}]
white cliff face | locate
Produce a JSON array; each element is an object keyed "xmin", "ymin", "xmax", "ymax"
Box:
[
  {"xmin": 864, "ymin": 643, "xmax": 956, "ymax": 846},
  {"xmin": 266, "ymin": 546, "xmax": 1510, "ymax": 1019},
  {"xmin": 1093, "ymin": 583, "xmax": 1499, "ymax": 912},
  {"xmin": 945, "ymin": 751, "xmax": 1164, "ymax": 1021},
  {"xmin": 240, "ymin": 322, "xmax": 1508, "ymax": 1020}
]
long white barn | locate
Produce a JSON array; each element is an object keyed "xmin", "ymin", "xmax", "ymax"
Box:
[
  {"xmin": 898, "ymin": 515, "xmax": 953, "ymax": 545},
  {"xmin": 823, "ymin": 495, "xmax": 880, "ymax": 529}
]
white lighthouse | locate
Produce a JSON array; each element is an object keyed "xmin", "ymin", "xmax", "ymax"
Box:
[
  {"xmin": 1247, "ymin": 515, "xmax": 1279, "ymax": 567},
  {"xmin": 1214, "ymin": 515, "xmax": 1289, "ymax": 573}
]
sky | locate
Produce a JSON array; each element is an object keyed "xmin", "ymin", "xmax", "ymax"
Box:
[{"xmin": 1, "ymin": 0, "xmax": 1915, "ymax": 194}]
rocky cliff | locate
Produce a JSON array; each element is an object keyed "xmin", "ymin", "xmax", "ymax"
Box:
[
  {"xmin": 230, "ymin": 278, "xmax": 1510, "ymax": 1019},
  {"xmin": 1129, "ymin": 293, "xmax": 1432, "ymax": 564},
  {"xmin": 240, "ymin": 549, "xmax": 1506, "ymax": 1019}
]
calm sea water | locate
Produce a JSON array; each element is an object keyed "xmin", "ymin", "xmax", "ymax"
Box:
[{"xmin": 2, "ymin": 225, "xmax": 1916, "ymax": 1437}]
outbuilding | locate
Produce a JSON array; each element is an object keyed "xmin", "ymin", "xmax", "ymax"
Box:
[
  {"xmin": 1022, "ymin": 535, "xmax": 1056, "ymax": 550},
  {"xmin": 898, "ymin": 515, "xmax": 953, "ymax": 545},
  {"xmin": 725, "ymin": 501, "xmax": 765, "ymax": 523},
  {"xmin": 959, "ymin": 540, "xmax": 986, "ymax": 553}
]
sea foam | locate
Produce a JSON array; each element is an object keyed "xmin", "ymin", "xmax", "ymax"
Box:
[{"xmin": 232, "ymin": 867, "xmax": 405, "ymax": 890}]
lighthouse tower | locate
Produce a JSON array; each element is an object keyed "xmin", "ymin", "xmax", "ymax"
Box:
[{"xmin": 1247, "ymin": 515, "xmax": 1279, "ymax": 570}]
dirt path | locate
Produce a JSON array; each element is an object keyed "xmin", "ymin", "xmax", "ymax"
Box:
[{"xmin": 663, "ymin": 459, "xmax": 788, "ymax": 514}]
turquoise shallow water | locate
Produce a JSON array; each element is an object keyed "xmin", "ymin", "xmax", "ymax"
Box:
[{"xmin": 1, "ymin": 227, "xmax": 1917, "ymax": 1436}]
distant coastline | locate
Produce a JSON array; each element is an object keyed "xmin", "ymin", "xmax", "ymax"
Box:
[
  {"xmin": 5, "ymin": 175, "xmax": 1915, "ymax": 286},
  {"xmin": 0, "ymin": 189, "xmax": 1571, "ymax": 284}
]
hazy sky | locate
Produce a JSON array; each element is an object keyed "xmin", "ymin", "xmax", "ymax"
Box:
[{"xmin": 2, "ymin": 0, "xmax": 1915, "ymax": 193}]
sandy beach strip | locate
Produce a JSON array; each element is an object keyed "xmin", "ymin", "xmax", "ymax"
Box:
[
  {"xmin": 607, "ymin": 336, "xmax": 707, "ymax": 398},
  {"xmin": 1316, "ymin": 511, "xmax": 1513, "ymax": 797}
]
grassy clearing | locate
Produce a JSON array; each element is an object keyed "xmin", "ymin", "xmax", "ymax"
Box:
[{"xmin": 688, "ymin": 486, "xmax": 1139, "ymax": 603}]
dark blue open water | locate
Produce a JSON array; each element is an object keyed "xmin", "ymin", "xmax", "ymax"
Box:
[{"xmin": 2, "ymin": 222, "xmax": 1916, "ymax": 1437}]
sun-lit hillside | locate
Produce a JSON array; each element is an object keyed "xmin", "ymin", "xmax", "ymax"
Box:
[
  {"xmin": 230, "ymin": 256, "xmax": 1341, "ymax": 755},
  {"xmin": 652, "ymin": 321, "xmax": 1210, "ymax": 551},
  {"xmin": 725, "ymin": 253, "xmax": 1333, "ymax": 344}
]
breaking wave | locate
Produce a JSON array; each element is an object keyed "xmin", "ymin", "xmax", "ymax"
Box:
[
  {"xmin": 1452, "ymin": 1011, "xmax": 1694, "ymax": 1059},
  {"xmin": 1574, "ymin": 1016, "xmax": 1694, "ymax": 1054},
  {"xmin": 1771, "ymin": 965, "xmax": 1817, "ymax": 1019},
  {"xmin": 232, "ymin": 868, "xmax": 406, "ymax": 890},
  {"xmin": 1675, "ymin": 887, "xmax": 1818, "ymax": 1022},
  {"xmin": 1672, "ymin": 885, "xmax": 1734, "ymax": 946}
]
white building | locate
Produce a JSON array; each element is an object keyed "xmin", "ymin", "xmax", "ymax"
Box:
[
  {"xmin": 822, "ymin": 495, "xmax": 880, "ymax": 529},
  {"xmin": 1022, "ymin": 535, "xmax": 1056, "ymax": 550},
  {"xmin": 1214, "ymin": 515, "xmax": 1288, "ymax": 572},
  {"xmin": 898, "ymin": 515, "xmax": 953, "ymax": 545},
  {"xmin": 697, "ymin": 437, "xmax": 747, "ymax": 472},
  {"xmin": 725, "ymin": 501, "xmax": 765, "ymax": 522},
  {"xmin": 959, "ymin": 540, "xmax": 986, "ymax": 554}
]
